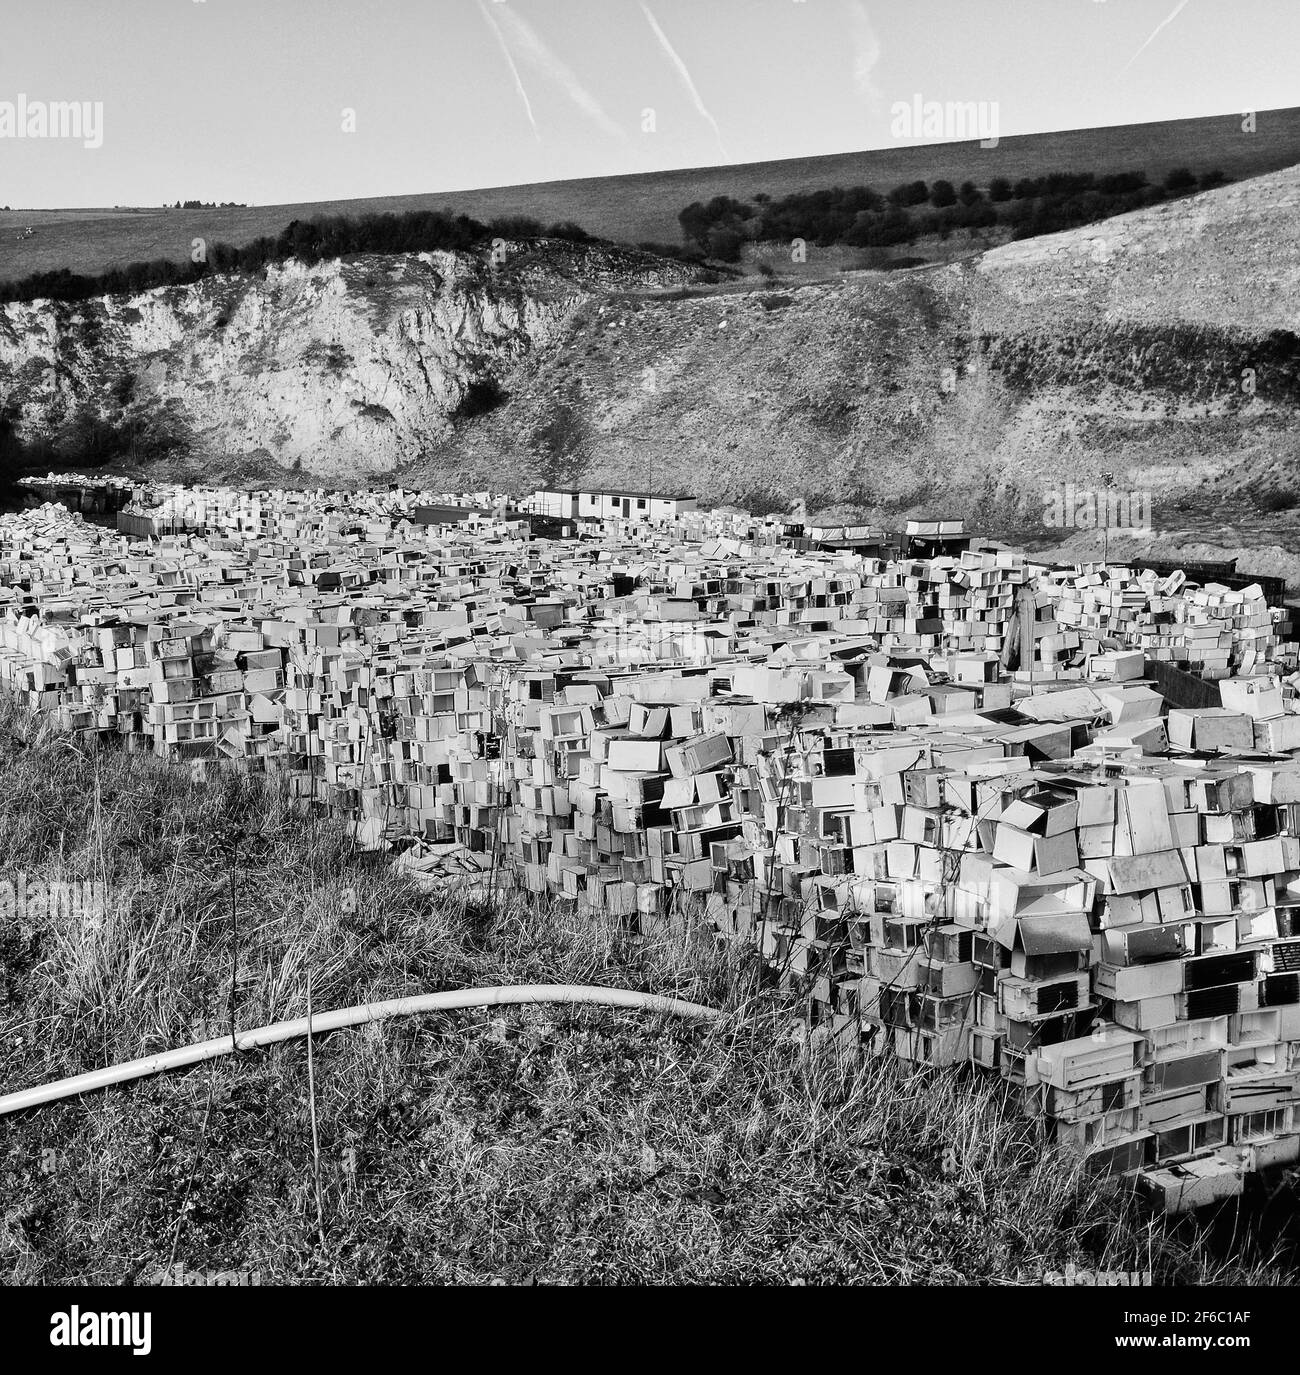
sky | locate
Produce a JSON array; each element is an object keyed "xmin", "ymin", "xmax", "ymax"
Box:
[{"xmin": 2, "ymin": 0, "xmax": 1298, "ymax": 208}]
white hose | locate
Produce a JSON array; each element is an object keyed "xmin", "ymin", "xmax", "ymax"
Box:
[{"xmin": 0, "ymin": 984, "xmax": 722, "ymax": 1117}]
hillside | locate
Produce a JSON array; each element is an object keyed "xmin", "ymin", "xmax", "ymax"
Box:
[
  {"xmin": 2, "ymin": 161, "xmax": 1298, "ymax": 539},
  {"xmin": 4, "ymin": 106, "xmax": 1300, "ymax": 282},
  {"xmin": 447, "ymin": 161, "xmax": 1300, "ymax": 521},
  {"xmin": 393, "ymin": 161, "xmax": 1300, "ymax": 526}
]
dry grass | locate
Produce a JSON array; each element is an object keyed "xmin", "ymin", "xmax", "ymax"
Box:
[{"xmin": 0, "ymin": 699, "xmax": 1294, "ymax": 1285}]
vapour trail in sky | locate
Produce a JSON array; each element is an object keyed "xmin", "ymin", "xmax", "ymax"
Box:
[
  {"xmin": 639, "ymin": 2, "xmax": 727, "ymax": 158},
  {"xmin": 1123, "ymin": 0, "xmax": 1193, "ymax": 73},
  {"xmin": 494, "ymin": 2, "xmax": 626, "ymax": 141},
  {"xmin": 475, "ymin": 0, "xmax": 541, "ymax": 142}
]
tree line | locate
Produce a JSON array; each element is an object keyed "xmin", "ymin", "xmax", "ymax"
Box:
[
  {"xmin": 0, "ymin": 210, "xmax": 596, "ymax": 305},
  {"xmin": 678, "ymin": 166, "xmax": 1229, "ymax": 261},
  {"xmin": 0, "ymin": 163, "xmax": 1232, "ymax": 305}
]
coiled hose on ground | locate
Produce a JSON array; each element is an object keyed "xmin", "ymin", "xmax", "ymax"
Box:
[{"xmin": 0, "ymin": 984, "xmax": 722, "ymax": 1118}]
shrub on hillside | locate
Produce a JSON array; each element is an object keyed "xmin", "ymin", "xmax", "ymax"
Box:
[
  {"xmin": 1165, "ymin": 167, "xmax": 1198, "ymax": 194},
  {"xmin": 453, "ymin": 377, "xmax": 508, "ymax": 420},
  {"xmin": 546, "ymin": 221, "xmax": 594, "ymax": 242},
  {"xmin": 705, "ymin": 226, "xmax": 746, "ymax": 262},
  {"xmin": 488, "ymin": 216, "xmax": 545, "ymax": 239}
]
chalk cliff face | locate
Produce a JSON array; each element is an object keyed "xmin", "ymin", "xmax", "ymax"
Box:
[
  {"xmin": 1, "ymin": 166, "xmax": 1299, "ymax": 526},
  {"xmin": 0, "ymin": 242, "xmax": 706, "ymax": 476}
]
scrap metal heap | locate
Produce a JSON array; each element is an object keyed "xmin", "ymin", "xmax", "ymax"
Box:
[{"xmin": 2, "ymin": 489, "xmax": 1300, "ymax": 1211}]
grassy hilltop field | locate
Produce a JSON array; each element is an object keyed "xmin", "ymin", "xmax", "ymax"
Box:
[
  {"xmin": 0, "ymin": 699, "xmax": 1296, "ymax": 1284},
  {"xmin": 3, "ymin": 106, "xmax": 1299, "ymax": 282}
]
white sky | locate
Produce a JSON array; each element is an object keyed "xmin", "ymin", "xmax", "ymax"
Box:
[{"xmin": 2, "ymin": 0, "xmax": 1296, "ymax": 208}]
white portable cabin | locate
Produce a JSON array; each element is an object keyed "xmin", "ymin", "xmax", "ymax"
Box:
[{"xmin": 530, "ymin": 487, "xmax": 696, "ymax": 521}]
